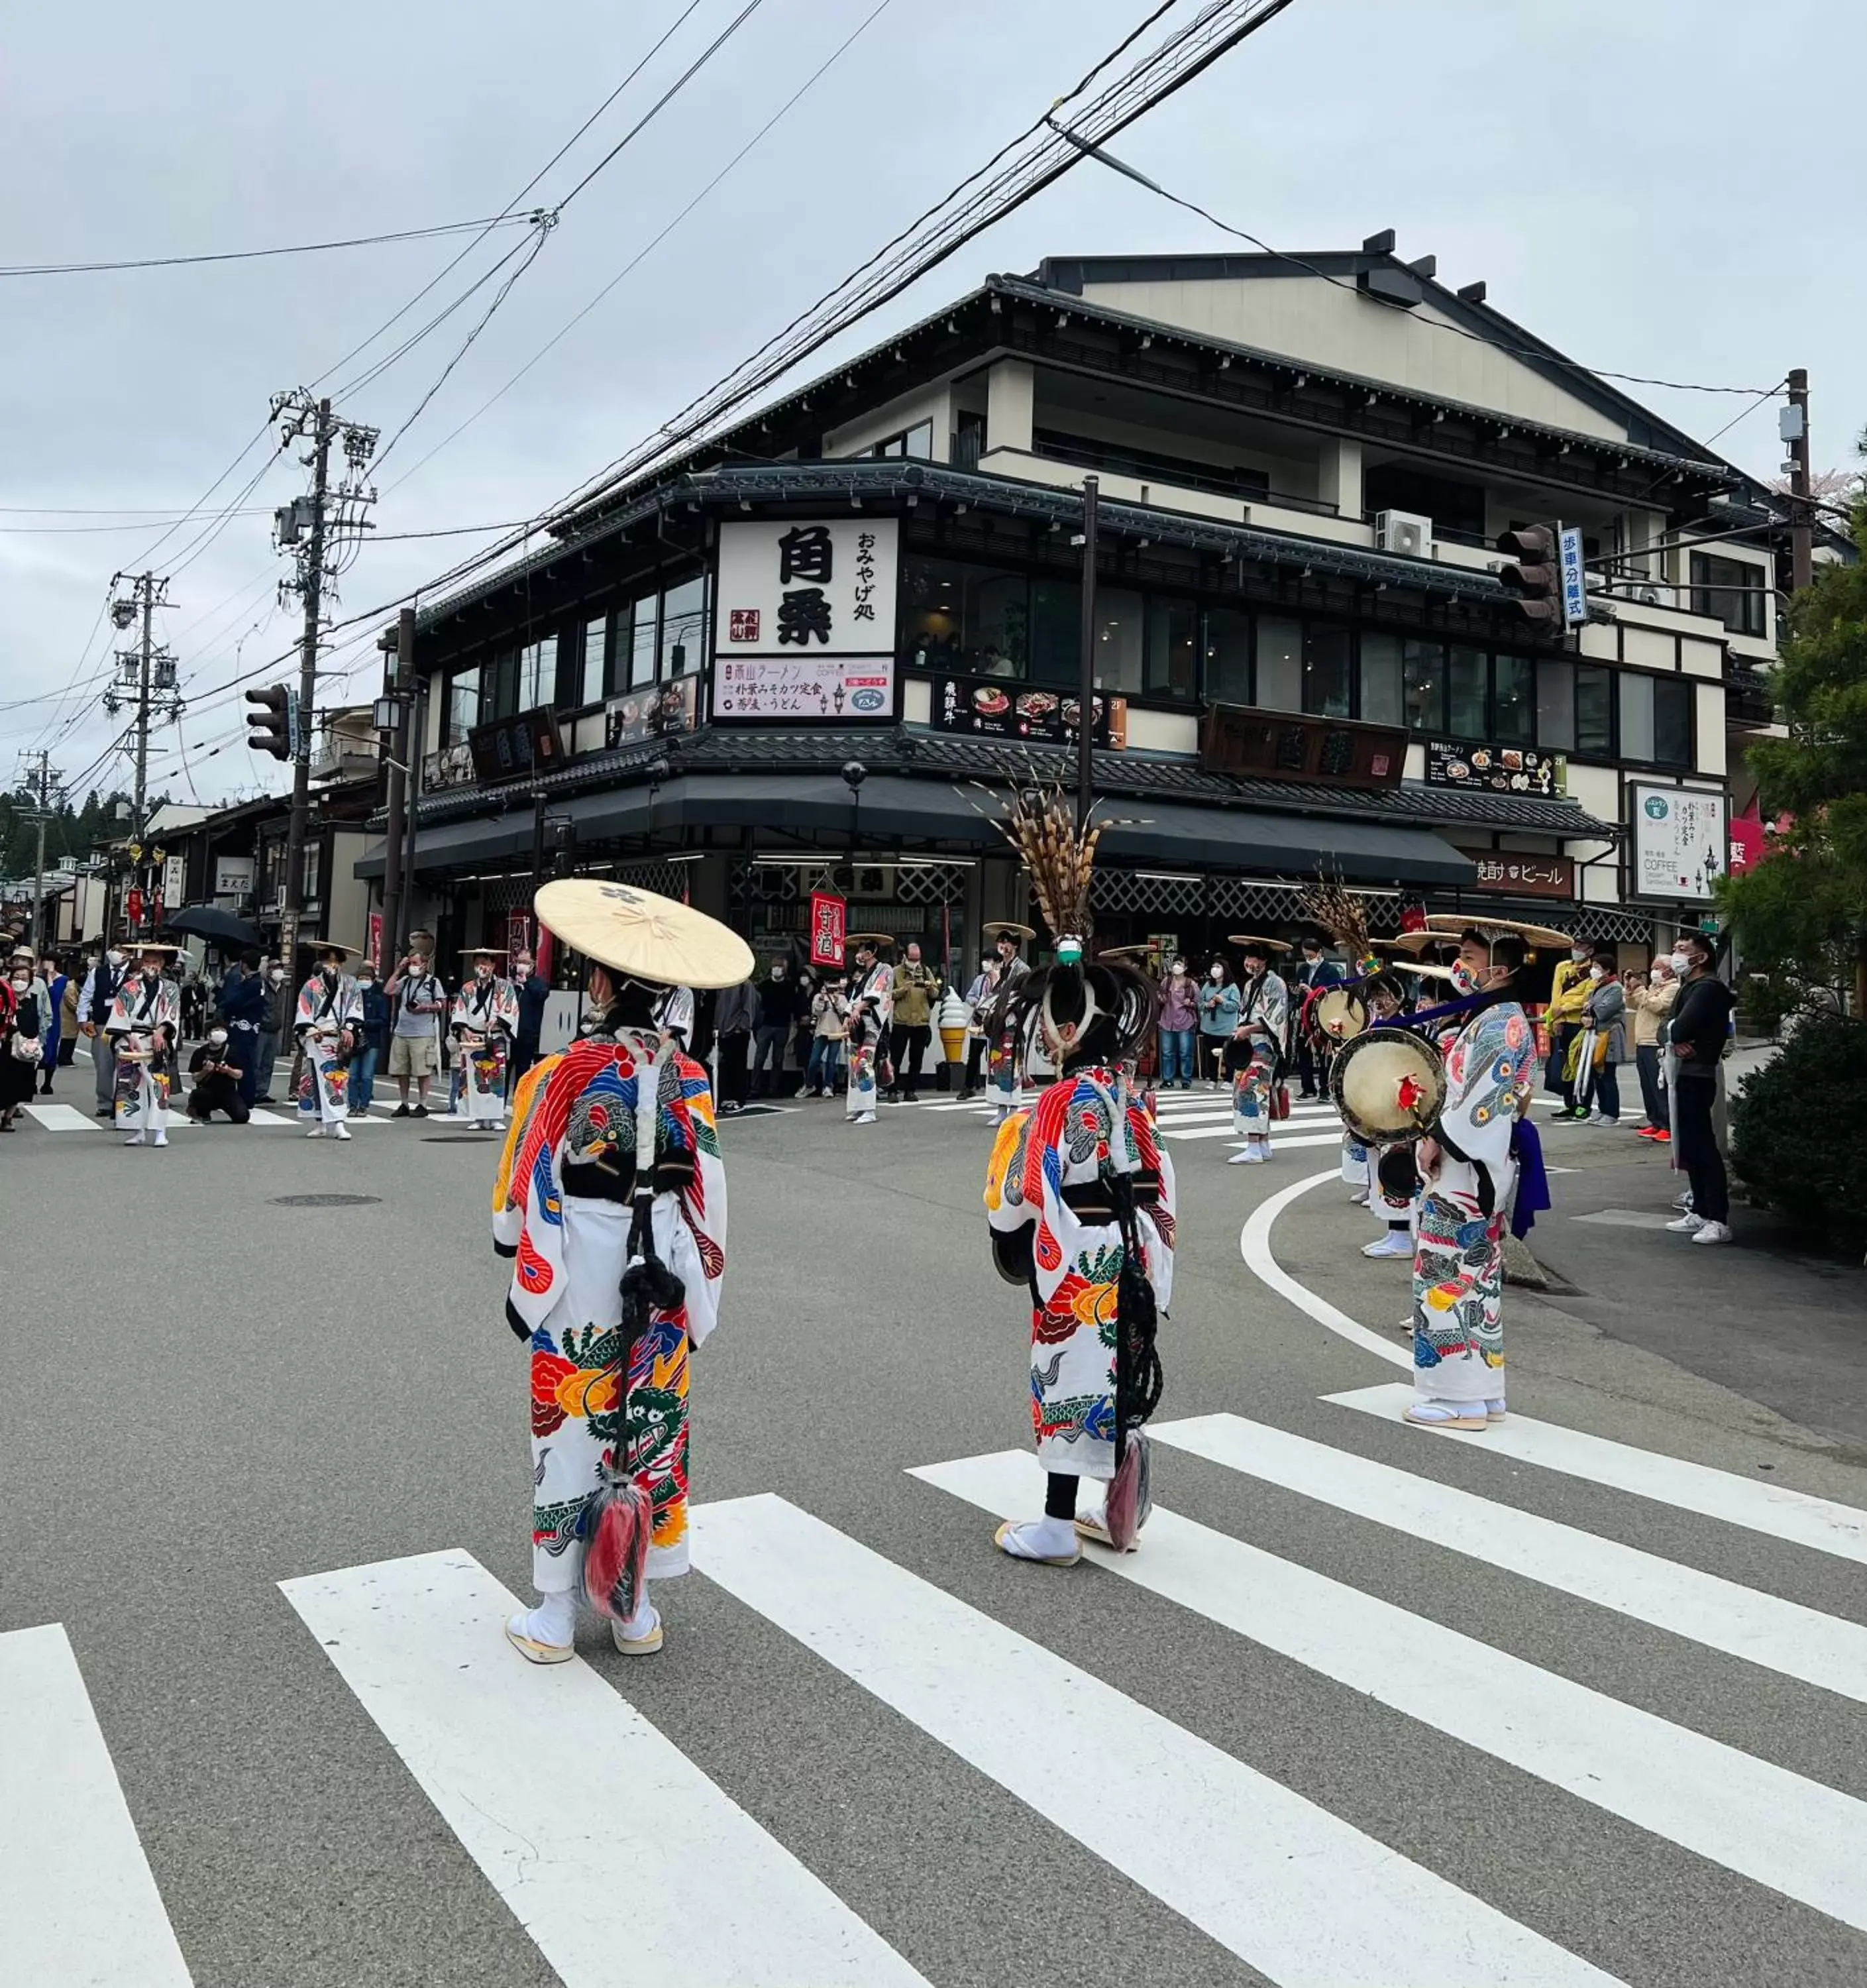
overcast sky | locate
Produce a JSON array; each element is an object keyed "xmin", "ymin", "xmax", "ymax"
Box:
[{"xmin": 3, "ymin": 0, "xmax": 1860, "ymax": 809}]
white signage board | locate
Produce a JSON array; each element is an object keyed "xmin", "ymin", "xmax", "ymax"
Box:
[
  {"xmin": 162, "ymin": 855, "xmax": 186, "ymax": 906},
  {"xmin": 214, "ymin": 856, "xmax": 255, "ymax": 897},
  {"xmin": 1631, "ymin": 784, "xmax": 1728, "ymax": 901},
  {"xmin": 1558, "ymin": 524, "xmax": 1587, "ymax": 628},
  {"xmin": 712, "ymin": 656, "xmax": 896, "ymax": 723},
  {"xmin": 714, "ymin": 517, "xmax": 899, "ymax": 659}
]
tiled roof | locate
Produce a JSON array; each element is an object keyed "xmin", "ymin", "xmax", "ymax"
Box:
[{"xmin": 403, "ymin": 725, "xmax": 1618, "ymax": 840}]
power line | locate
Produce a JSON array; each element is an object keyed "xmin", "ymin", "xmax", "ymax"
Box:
[
  {"xmin": 383, "ymin": 0, "xmax": 900, "ymax": 495},
  {"xmin": 1055, "ymin": 131, "xmax": 1783, "ymax": 398},
  {"xmin": 0, "ymin": 212, "xmax": 542, "ymax": 278}
]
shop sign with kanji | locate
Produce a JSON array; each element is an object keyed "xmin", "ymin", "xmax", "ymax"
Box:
[{"xmin": 713, "ymin": 518, "xmax": 900, "ymax": 661}]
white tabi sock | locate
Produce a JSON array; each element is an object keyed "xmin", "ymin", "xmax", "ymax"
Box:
[
  {"xmin": 522, "ymin": 1590, "xmax": 578, "ymax": 1649},
  {"xmin": 1000, "ymin": 1516, "xmax": 1077, "ymax": 1560},
  {"xmin": 619, "ymin": 1598, "xmax": 661, "ymax": 1641}
]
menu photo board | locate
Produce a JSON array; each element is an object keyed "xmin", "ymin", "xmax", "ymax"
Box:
[
  {"xmin": 1199, "ymin": 705, "xmax": 1407, "ymax": 791},
  {"xmin": 1424, "ymin": 738, "xmax": 1561, "ymax": 799},
  {"xmin": 712, "ymin": 656, "xmax": 896, "ymax": 723},
  {"xmin": 932, "ymin": 675, "xmax": 1126, "ymax": 747},
  {"xmin": 466, "ymin": 706, "xmax": 566, "ymax": 786},
  {"xmin": 606, "ymin": 673, "xmax": 698, "ymax": 749}
]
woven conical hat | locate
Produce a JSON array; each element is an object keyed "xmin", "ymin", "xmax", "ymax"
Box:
[
  {"xmin": 1424, "ymin": 912, "xmax": 1573, "ymax": 949},
  {"xmin": 534, "ymin": 879, "xmax": 752, "ymax": 991}
]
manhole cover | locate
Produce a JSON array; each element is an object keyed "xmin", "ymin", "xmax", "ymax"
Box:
[{"xmin": 269, "ymin": 1193, "xmax": 382, "ymax": 1208}]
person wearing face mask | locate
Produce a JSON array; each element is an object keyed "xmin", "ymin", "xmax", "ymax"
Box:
[
  {"xmin": 1573, "ymin": 949, "xmax": 1627, "ymax": 1126},
  {"xmin": 386, "ymin": 938, "xmax": 447, "ymax": 1117},
  {"xmin": 1197, "ymin": 959, "xmax": 1242, "ymax": 1087},
  {"xmin": 104, "ymin": 942, "xmax": 183, "ymax": 1147},
  {"xmin": 0, "ymin": 950, "xmax": 44, "ymax": 1132},
  {"xmin": 1663, "ymin": 930, "xmax": 1737, "ymax": 1246},
  {"xmin": 256, "ymin": 959, "xmax": 291, "ymax": 1104},
  {"xmin": 452, "ymin": 948, "xmax": 520, "ymax": 1131},
  {"xmin": 1157, "ymin": 956, "xmax": 1198, "ymax": 1089},
  {"xmin": 1291, "ymin": 934, "xmax": 1343, "ymax": 1099},
  {"xmin": 750, "ymin": 955, "xmax": 802, "ymax": 1100},
  {"xmin": 1629, "ymin": 954, "xmax": 1679, "ymax": 1139},
  {"xmin": 507, "ymin": 947, "xmax": 552, "ymax": 1092},
  {"xmin": 1226, "ymin": 936, "xmax": 1290, "ymax": 1165},
  {"xmin": 186, "ymin": 1025, "xmax": 250, "ymax": 1124},
  {"xmin": 1544, "ymin": 938, "xmax": 1595, "ymax": 1119},
  {"xmin": 350, "ymin": 960, "xmax": 391, "ymax": 1112},
  {"xmin": 1403, "ymin": 924, "xmax": 1544, "ymax": 1431},
  {"xmin": 294, "ymin": 941, "xmax": 365, "ymax": 1140},
  {"xmin": 961, "ymin": 952, "xmax": 999, "ymax": 1099},
  {"xmin": 78, "ymin": 944, "xmax": 128, "ymax": 1117},
  {"xmin": 219, "ymin": 946, "xmax": 268, "ymax": 1108}
]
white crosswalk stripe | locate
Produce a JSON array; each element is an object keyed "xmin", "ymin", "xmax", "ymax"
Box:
[
  {"xmin": 1326, "ymin": 1384, "xmax": 1867, "ymax": 1567},
  {"xmin": 280, "ymin": 1551, "xmax": 929, "ymax": 1988},
  {"xmin": 34, "ymin": 1396, "xmax": 1867, "ymax": 1984},
  {"xmin": 691, "ymin": 1493, "xmax": 1621, "ymax": 1987},
  {"xmin": 20, "ymin": 1103, "xmax": 97, "ymax": 1131},
  {"xmin": 1150, "ymin": 1413, "xmax": 1867, "ymax": 1706},
  {"xmin": 0, "ymin": 1624, "xmax": 193, "ymax": 1985}
]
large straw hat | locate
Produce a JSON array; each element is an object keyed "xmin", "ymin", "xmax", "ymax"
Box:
[
  {"xmin": 845, "ymin": 930, "xmax": 896, "ymax": 951},
  {"xmin": 1226, "ymin": 932, "xmax": 1285, "ymax": 955},
  {"xmin": 534, "ymin": 878, "xmax": 753, "ymax": 991},
  {"xmin": 307, "ymin": 938, "xmax": 364, "ymax": 958},
  {"xmin": 1379, "ymin": 931, "xmax": 1459, "ymax": 958},
  {"xmin": 983, "ymin": 919, "xmax": 1035, "ymax": 940},
  {"xmin": 1424, "ymin": 912, "xmax": 1573, "ymax": 949}
]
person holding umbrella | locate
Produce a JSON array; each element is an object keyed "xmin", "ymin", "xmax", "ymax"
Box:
[{"xmin": 494, "ymin": 877, "xmax": 749, "ymax": 1665}]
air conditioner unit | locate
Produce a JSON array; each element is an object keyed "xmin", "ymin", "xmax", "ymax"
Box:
[{"xmin": 1374, "ymin": 508, "xmax": 1433, "ymax": 557}]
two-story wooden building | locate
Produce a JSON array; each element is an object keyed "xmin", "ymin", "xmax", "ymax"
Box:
[{"xmin": 359, "ymin": 237, "xmax": 1809, "ymax": 973}]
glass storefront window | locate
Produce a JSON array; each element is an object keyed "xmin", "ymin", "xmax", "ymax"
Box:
[
  {"xmin": 1575, "ymin": 663, "xmax": 1614, "ymax": 755},
  {"xmin": 1303, "ymin": 624, "xmax": 1354, "ymax": 719},
  {"xmin": 902, "ymin": 557, "xmax": 1029, "ymax": 677},
  {"xmin": 1091, "ymin": 588, "xmax": 1145, "ymax": 694},
  {"xmin": 1448, "ymin": 645, "xmax": 1488, "ymax": 739},
  {"xmin": 1256, "ymin": 615, "xmax": 1301, "ymax": 712},
  {"xmin": 1493, "ymin": 653, "xmax": 1534, "ymax": 746},
  {"xmin": 582, "ymin": 617, "xmax": 608, "ymax": 706},
  {"xmin": 1654, "ymin": 675, "xmax": 1692, "ymax": 767},
  {"xmin": 446, "ymin": 665, "xmax": 480, "ymax": 744},
  {"xmin": 1203, "ymin": 606, "xmax": 1251, "ymax": 705},
  {"xmin": 629, "ymin": 595, "xmax": 658, "ymax": 690},
  {"xmin": 516, "ymin": 635, "xmax": 556, "ymax": 711},
  {"xmin": 1403, "ymin": 639, "xmax": 1444, "ymax": 734},
  {"xmin": 1619, "ymin": 673, "xmax": 1655, "ymax": 763},
  {"xmin": 1359, "ymin": 632, "xmax": 1404, "ymax": 727},
  {"xmin": 661, "ymin": 576, "xmax": 706, "ymax": 678},
  {"xmin": 1146, "ymin": 597, "xmax": 1199, "ymax": 700},
  {"xmin": 1537, "ymin": 658, "xmax": 1574, "ymax": 749},
  {"xmin": 1028, "ymin": 577, "xmax": 1081, "ymax": 688}
]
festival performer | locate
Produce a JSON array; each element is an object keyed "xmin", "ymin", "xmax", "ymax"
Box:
[
  {"xmin": 294, "ymin": 942, "xmax": 364, "ymax": 1140},
  {"xmin": 494, "ymin": 877, "xmax": 748, "ymax": 1665},
  {"xmin": 453, "ymin": 948, "xmax": 520, "ymax": 1130},
  {"xmin": 105, "ymin": 941, "xmax": 182, "ymax": 1148},
  {"xmin": 983, "ymin": 787, "xmax": 1175, "ymax": 1565},
  {"xmin": 1226, "ymin": 935, "xmax": 1289, "ymax": 1165},
  {"xmin": 1405, "ymin": 922, "xmax": 1552, "ymax": 1431},
  {"xmin": 844, "ymin": 934, "xmax": 894, "ymax": 1126},
  {"xmin": 981, "ymin": 922, "xmax": 1033, "ymax": 1123}
]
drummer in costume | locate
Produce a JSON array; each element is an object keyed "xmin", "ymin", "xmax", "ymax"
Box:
[
  {"xmin": 106, "ymin": 940, "xmax": 182, "ymax": 1148},
  {"xmin": 453, "ymin": 948, "xmax": 520, "ymax": 1131},
  {"xmin": 1225, "ymin": 936, "xmax": 1289, "ymax": 1165},
  {"xmin": 496, "ymin": 879, "xmax": 749, "ymax": 1664},
  {"xmin": 295, "ymin": 942, "xmax": 364, "ymax": 1139},
  {"xmin": 983, "ymin": 785, "xmax": 1176, "ymax": 1565},
  {"xmin": 844, "ymin": 934, "xmax": 893, "ymax": 1126},
  {"xmin": 1354, "ymin": 946, "xmax": 1458, "ymax": 1259},
  {"xmin": 1401, "ymin": 920, "xmax": 1554, "ymax": 1429}
]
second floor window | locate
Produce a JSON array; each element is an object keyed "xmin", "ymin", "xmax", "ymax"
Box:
[
  {"xmin": 1689, "ymin": 552, "xmax": 1768, "ymax": 637},
  {"xmin": 445, "ymin": 667, "xmax": 480, "ymax": 744}
]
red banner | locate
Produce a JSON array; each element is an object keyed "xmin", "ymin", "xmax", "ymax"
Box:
[
  {"xmin": 808, "ymin": 891, "xmax": 846, "ymax": 969},
  {"xmin": 367, "ymin": 911, "xmax": 384, "ymax": 971},
  {"xmin": 126, "ymin": 886, "xmax": 144, "ymax": 928}
]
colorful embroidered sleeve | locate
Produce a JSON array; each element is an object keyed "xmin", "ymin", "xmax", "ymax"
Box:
[
  {"xmin": 493, "ymin": 1053, "xmax": 560, "ymax": 1249},
  {"xmin": 292, "ymin": 977, "xmax": 319, "ymax": 1038},
  {"xmin": 659, "ymin": 1047, "xmax": 727, "ymax": 1348},
  {"xmin": 1442, "ymin": 1004, "xmax": 1533, "ymax": 1174},
  {"xmin": 985, "ymin": 1109, "xmax": 1035, "ymax": 1229},
  {"xmin": 339, "ymin": 977, "xmax": 364, "ymax": 1028},
  {"xmin": 492, "ymin": 977, "xmax": 520, "ymax": 1037}
]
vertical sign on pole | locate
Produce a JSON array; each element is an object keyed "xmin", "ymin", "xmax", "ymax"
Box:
[
  {"xmin": 808, "ymin": 891, "xmax": 847, "ymax": 969},
  {"xmin": 1558, "ymin": 525, "xmax": 1588, "ymax": 629}
]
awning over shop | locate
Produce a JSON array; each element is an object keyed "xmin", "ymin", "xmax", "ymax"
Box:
[{"xmin": 355, "ymin": 771, "xmax": 1475, "ymax": 889}]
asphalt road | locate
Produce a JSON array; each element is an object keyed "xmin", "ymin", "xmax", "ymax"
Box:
[{"xmin": 3, "ymin": 1077, "xmax": 1866, "ymax": 1987}]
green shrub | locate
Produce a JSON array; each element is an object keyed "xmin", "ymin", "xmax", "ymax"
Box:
[{"xmin": 1730, "ymin": 1017, "xmax": 1867, "ymax": 1246}]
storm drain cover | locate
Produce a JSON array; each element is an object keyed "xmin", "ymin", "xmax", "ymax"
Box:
[{"xmin": 270, "ymin": 1193, "xmax": 382, "ymax": 1208}]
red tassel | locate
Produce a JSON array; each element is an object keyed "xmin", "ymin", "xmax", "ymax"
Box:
[
  {"xmin": 1104, "ymin": 1431, "xmax": 1152, "ymax": 1552},
  {"xmin": 581, "ymin": 1473, "xmax": 652, "ymax": 1622}
]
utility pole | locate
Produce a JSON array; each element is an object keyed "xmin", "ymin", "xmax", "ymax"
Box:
[
  {"xmin": 1073, "ymin": 474, "xmax": 1100, "ymax": 832},
  {"xmin": 270, "ymin": 390, "xmax": 378, "ymax": 972},
  {"xmin": 15, "ymin": 749, "xmax": 65, "ymax": 953},
  {"xmin": 1785, "ymin": 367, "xmax": 1812, "ymax": 596},
  {"xmin": 376, "ymin": 606, "xmax": 416, "ymax": 969},
  {"xmin": 103, "ymin": 570, "xmax": 180, "ymax": 938}
]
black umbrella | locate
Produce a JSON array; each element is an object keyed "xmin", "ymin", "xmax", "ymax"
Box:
[{"xmin": 163, "ymin": 905, "xmax": 262, "ymax": 950}]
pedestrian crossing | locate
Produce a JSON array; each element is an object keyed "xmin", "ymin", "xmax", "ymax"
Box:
[
  {"xmin": 18, "ymin": 1394, "xmax": 1867, "ymax": 1985},
  {"xmin": 925, "ymin": 1083, "xmax": 1348, "ymax": 1147},
  {"xmin": 19, "ymin": 1100, "xmax": 494, "ymax": 1134}
]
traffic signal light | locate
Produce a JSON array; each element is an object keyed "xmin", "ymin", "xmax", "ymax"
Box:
[
  {"xmin": 1495, "ymin": 524, "xmax": 1561, "ymax": 632},
  {"xmin": 245, "ymin": 683, "xmax": 293, "ymax": 761}
]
